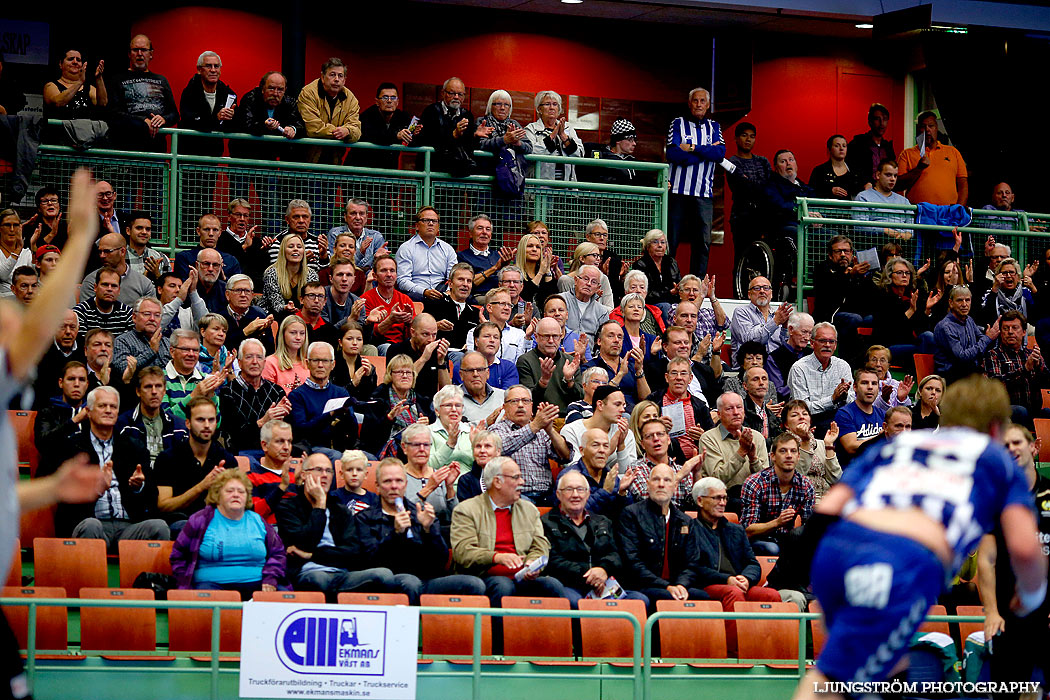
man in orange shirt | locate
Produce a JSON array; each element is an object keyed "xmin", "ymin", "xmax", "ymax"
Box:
[{"xmin": 896, "ymin": 111, "xmax": 968, "ymax": 205}]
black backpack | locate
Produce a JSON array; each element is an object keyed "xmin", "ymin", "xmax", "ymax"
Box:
[{"xmin": 494, "ymin": 146, "xmax": 527, "ymax": 197}]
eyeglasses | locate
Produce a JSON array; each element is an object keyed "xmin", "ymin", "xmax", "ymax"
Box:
[
  {"xmin": 813, "ymin": 338, "xmax": 837, "ymax": 345},
  {"xmin": 539, "ymin": 102, "xmax": 558, "ymax": 108},
  {"xmin": 589, "ymin": 232, "xmax": 608, "ymax": 238},
  {"xmin": 702, "ymin": 494, "xmax": 728, "ymax": 502},
  {"xmin": 137, "ymin": 311, "xmax": 161, "ymax": 319},
  {"xmin": 891, "ymin": 270, "xmax": 911, "ymax": 276},
  {"xmin": 502, "ymin": 279, "xmax": 523, "ymax": 286},
  {"xmin": 749, "ymin": 285, "xmax": 773, "ymax": 292},
  {"xmin": 418, "ymin": 218, "xmax": 439, "ymax": 225},
  {"xmin": 307, "ymin": 358, "xmax": 334, "ymax": 364},
  {"xmin": 460, "ymin": 367, "xmax": 487, "ymax": 375},
  {"xmin": 98, "ymin": 247, "xmax": 124, "ymax": 256},
  {"xmin": 379, "ymin": 95, "xmax": 399, "ymax": 102},
  {"xmin": 302, "ymin": 293, "xmax": 326, "ymax": 300},
  {"xmin": 129, "ymin": 47, "xmax": 153, "ymax": 53},
  {"xmin": 403, "ymin": 441, "xmax": 431, "ymax": 449},
  {"xmin": 558, "ymin": 486, "xmax": 588, "ymax": 494},
  {"xmin": 500, "ymin": 473, "xmax": 524, "ymax": 481},
  {"xmin": 303, "ymin": 467, "xmax": 335, "ymax": 475},
  {"xmin": 504, "ymin": 397, "xmax": 532, "ymax": 405},
  {"xmin": 489, "ymin": 301, "xmax": 512, "ymax": 308},
  {"xmin": 172, "ymin": 346, "xmax": 199, "ymax": 353},
  {"xmin": 440, "ymin": 402, "xmax": 464, "ymax": 410},
  {"xmin": 445, "ymin": 90, "xmax": 465, "ymax": 97},
  {"xmin": 39, "ymin": 198, "xmax": 59, "ymax": 205},
  {"xmin": 198, "ymin": 261, "xmax": 222, "ymax": 268},
  {"xmin": 391, "ymin": 369, "xmax": 414, "ymax": 376},
  {"xmin": 229, "ymin": 288, "xmax": 253, "ymax": 295},
  {"xmin": 536, "ymin": 333, "xmax": 562, "ymax": 341},
  {"xmin": 97, "ymin": 191, "xmax": 115, "ymax": 198}
]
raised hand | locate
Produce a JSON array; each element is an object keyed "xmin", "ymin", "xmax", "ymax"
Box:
[
  {"xmin": 539, "ymin": 356, "xmax": 555, "ymax": 384},
  {"xmin": 896, "ymin": 375, "xmax": 914, "ymax": 402},
  {"xmin": 121, "ymin": 355, "xmax": 138, "ymax": 384},
  {"xmin": 416, "ymin": 500, "xmax": 437, "ymax": 530},
  {"xmin": 823, "ymin": 421, "xmax": 840, "ymax": 448},
  {"xmin": 129, "ymin": 463, "xmax": 145, "ymax": 489}
]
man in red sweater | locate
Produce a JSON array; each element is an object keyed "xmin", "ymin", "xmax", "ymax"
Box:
[{"xmin": 362, "ymin": 255, "xmax": 414, "ymax": 347}]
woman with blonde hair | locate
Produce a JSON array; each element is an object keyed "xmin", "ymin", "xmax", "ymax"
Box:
[
  {"xmin": 515, "ymin": 232, "xmax": 558, "ymax": 304},
  {"xmin": 557, "ymin": 241, "xmax": 614, "ymax": 309},
  {"xmin": 261, "ymin": 234, "xmax": 318, "ymax": 314},
  {"xmin": 360, "ymin": 354, "xmax": 435, "ymax": 457},
  {"xmin": 871, "ymin": 255, "xmax": 936, "ymax": 363},
  {"xmin": 262, "ymin": 315, "xmax": 309, "ymax": 394}
]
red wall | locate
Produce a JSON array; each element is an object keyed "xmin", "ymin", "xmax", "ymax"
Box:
[{"xmin": 133, "ymin": 9, "xmax": 905, "ymax": 287}]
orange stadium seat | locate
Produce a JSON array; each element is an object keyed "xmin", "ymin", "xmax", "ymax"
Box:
[
  {"xmin": 118, "ymin": 540, "xmax": 173, "ymax": 588},
  {"xmin": 10, "ymin": 411, "xmax": 38, "ymax": 476},
  {"xmin": 500, "ymin": 596, "xmax": 572, "ymax": 658},
  {"xmin": 734, "ymin": 601, "xmax": 799, "ymax": 662},
  {"xmin": 252, "ymin": 591, "xmax": 325, "ymax": 604},
  {"xmin": 913, "ymin": 354, "xmax": 935, "ymax": 383},
  {"xmin": 5, "ymin": 540, "xmax": 20, "ymax": 588},
  {"xmin": 1, "ymin": 586, "xmax": 75, "ymax": 655},
  {"xmin": 1035, "ymin": 419, "xmax": 1050, "ymax": 462},
  {"xmin": 32, "ymin": 538, "xmax": 106, "ymax": 597},
  {"xmin": 578, "ymin": 598, "xmax": 646, "ymax": 658},
  {"xmin": 918, "ymin": 604, "xmax": 949, "ymax": 636},
  {"xmin": 19, "ymin": 506, "xmax": 55, "ymax": 547},
  {"xmin": 955, "ymin": 605, "xmax": 984, "ymax": 644},
  {"xmin": 656, "ymin": 600, "xmax": 731, "ymax": 661},
  {"xmin": 809, "ymin": 600, "xmax": 826, "ymax": 658},
  {"xmin": 79, "ymin": 588, "xmax": 171, "ymax": 658},
  {"xmin": 337, "ymin": 592, "xmax": 410, "ymax": 606},
  {"xmin": 168, "ymin": 589, "xmax": 242, "ymax": 657},
  {"xmin": 724, "ymin": 512, "xmax": 739, "ymax": 524},
  {"xmin": 419, "ymin": 594, "xmax": 491, "ymax": 656},
  {"xmin": 758, "ymin": 557, "xmax": 778, "ymax": 586}
]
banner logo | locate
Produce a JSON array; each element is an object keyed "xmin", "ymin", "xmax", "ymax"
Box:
[{"xmin": 274, "ymin": 609, "xmax": 387, "ymax": 675}]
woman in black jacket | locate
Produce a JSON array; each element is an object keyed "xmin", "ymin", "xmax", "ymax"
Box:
[{"xmin": 808, "ymin": 135, "xmax": 867, "ymax": 200}]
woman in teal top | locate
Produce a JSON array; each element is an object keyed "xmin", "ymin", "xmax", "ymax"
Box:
[{"xmin": 171, "ymin": 470, "xmax": 286, "ymax": 598}]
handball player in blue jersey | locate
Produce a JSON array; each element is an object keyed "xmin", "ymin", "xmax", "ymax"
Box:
[{"xmin": 793, "ymin": 375, "xmax": 1047, "ymax": 699}]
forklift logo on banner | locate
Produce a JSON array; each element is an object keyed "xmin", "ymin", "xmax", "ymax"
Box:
[{"xmin": 275, "ymin": 608, "xmax": 386, "ymax": 675}]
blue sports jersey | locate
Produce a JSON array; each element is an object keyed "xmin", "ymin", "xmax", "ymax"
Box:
[{"xmin": 840, "ymin": 427, "xmax": 1033, "ymax": 577}]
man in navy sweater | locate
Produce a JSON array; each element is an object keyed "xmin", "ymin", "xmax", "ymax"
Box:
[
  {"xmin": 456, "ymin": 214, "xmax": 514, "ymax": 299},
  {"xmin": 288, "ymin": 341, "xmax": 356, "ymax": 461}
]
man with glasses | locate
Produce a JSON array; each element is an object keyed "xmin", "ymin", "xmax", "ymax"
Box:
[
  {"xmin": 812, "ymin": 236, "xmax": 874, "ymax": 360},
  {"xmin": 395, "ymin": 206, "xmax": 457, "ymax": 302},
  {"xmin": 81, "ymin": 232, "xmax": 156, "ymax": 306},
  {"xmin": 418, "ymin": 77, "xmax": 477, "ymax": 175},
  {"xmin": 162, "ymin": 329, "xmax": 223, "ymax": 420},
  {"xmin": 628, "ymin": 417, "xmax": 699, "ymax": 508},
  {"xmin": 787, "ymin": 322, "xmax": 854, "ymax": 433},
  {"xmin": 352, "ymin": 83, "xmax": 415, "ymax": 170},
  {"xmin": 94, "ymin": 181, "xmax": 129, "ymax": 237},
  {"xmin": 971, "ymin": 239, "xmax": 1011, "ymax": 304},
  {"xmin": 175, "ymin": 214, "xmax": 242, "ymax": 282},
  {"xmin": 693, "ymin": 476, "xmax": 781, "ymax": 623},
  {"xmin": 112, "ymin": 297, "xmax": 171, "ymax": 378},
  {"xmin": 644, "ymin": 355, "xmax": 715, "ymax": 461},
  {"xmin": 109, "ymin": 34, "xmax": 179, "ymax": 152},
  {"xmin": 729, "ymin": 275, "xmax": 791, "ymax": 369},
  {"xmin": 219, "ymin": 274, "xmax": 274, "ymax": 355},
  {"xmin": 768, "ymin": 311, "xmax": 814, "ymax": 400},
  {"xmin": 451, "ymin": 456, "xmax": 566, "ymax": 610},
  {"xmin": 517, "ymin": 317, "xmax": 584, "ymax": 415},
  {"xmin": 288, "ymin": 341, "xmax": 356, "ymax": 462},
  {"xmin": 31, "ymin": 310, "xmax": 85, "ymax": 409},
  {"xmin": 195, "ymin": 248, "xmax": 228, "ymax": 313},
  {"xmin": 458, "ymin": 351, "xmax": 505, "ymax": 424},
  {"xmin": 73, "ymin": 268, "xmax": 135, "ymax": 343},
  {"xmin": 491, "ymin": 385, "xmax": 572, "ymax": 505},
  {"xmin": 466, "ymin": 288, "xmax": 526, "ymax": 363},
  {"xmin": 558, "ymin": 264, "xmax": 611, "ymax": 338},
  {"xmin": 295, "ymin": 281, "xmax": 331, "ymax": 341},
  {"xmin": 178, "ymin": 50, "xmax": 235, "ymax": 158},
  {"xmin": 219, "ymin": 199, "xmax": 269, "ymax": 286},
  {"xmin": 543, "ymin": 469, "xmax": 650, "ymax": 608},
  {"xmin": 276, "ymin": 453, "xmax": 402, "ymax": 598}
]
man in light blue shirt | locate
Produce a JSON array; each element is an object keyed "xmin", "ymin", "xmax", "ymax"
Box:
[
  {"xmin": 853, "ymin": 159, "xmax": 912, "ymax": 239},
  {"xmin": 395, "ymin": 206, "xmax": 457, "ymax": 302}
]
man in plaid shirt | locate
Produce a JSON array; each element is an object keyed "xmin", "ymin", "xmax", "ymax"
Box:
[
  {"xmin": 628, "ymin": 417, "xmax": 702, "ymax": 509},
  {"xmin": 490, "ymin": 384, "xmax": 572, "ymax": 505},
  {"xmin": 740, "ymin": 432, "xmax": 814, "ymax": 555},
  {"xmin": 219, "ymin": 338, "xmax": 290, "ymax": 455},
  {"xmin": 979, "ymin": 310, "xmax": 1048, "ymax": 423}
]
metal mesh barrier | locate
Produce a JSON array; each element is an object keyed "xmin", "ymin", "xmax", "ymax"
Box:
[
  {"xmin": 432, "ymin": 178, "xmax": 663, "ymax": 261},
  {"xmin": 29, "ymin": 150, "xmax": 170, "ymax": 248},
  {"xmin": 177, "ymin": 162, "xmax": 424, "ymax": 248},
  {"xmin": 798, "ymin": 198, "xmax": 1050, "ymax": 302}
]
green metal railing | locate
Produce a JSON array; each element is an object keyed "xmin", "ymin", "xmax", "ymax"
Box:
[
  {"xmin": 25, "ymin": 124, "xmax": 669, "ymax": 265},
  {"xmin": 795, "ymin": 197, "xmax": 1050, "ymax": 307},
  {"xmin": 2, "ymin": 596, "xmax": 986, "ymax": 700}
]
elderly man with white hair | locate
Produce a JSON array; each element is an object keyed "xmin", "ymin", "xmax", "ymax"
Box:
[
  {"xmin": 557, "ymin": 264, "xmax": 610, "ymax": 337},
  {"xmin": 178, "ymin": 50, "xmax": 236, "ymax": 157},
  {"xmin": 47, "ymin": 385, "xmax": 170, "ymax": 543},
  {"xmin": 113, "ymin": 296, "xmax": 172, "ymax": 376},
  {"xmin": 768, "ymin": 310, "xmax": 814, "ymax": 399},
  {"xmin": 288, "ymin": 341, "xmax": 356, "ymax": 461},
  {"xmin": 525, "ymin": 90, "xmax": 584, "ymax": 181},
  {"xmin": 218, "ymin": 273, "xmax": 274, "ymax": 354},
  {"xmin": 699, "ymin": 391, "xmax": 769, "ymax": 514},
  {"xmin": 417, "ymin": 76, "xmax": 478, "ymax": 175},
  {"xmin": 220, "ymin": 338, "xmax": 290, "ymax": 456}
]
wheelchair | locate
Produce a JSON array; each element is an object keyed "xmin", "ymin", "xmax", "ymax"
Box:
[{"xmin": 733, "ymin": 225, "xmax": 798, "ymax": 302}]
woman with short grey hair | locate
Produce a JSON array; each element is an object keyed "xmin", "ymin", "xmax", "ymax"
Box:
[
  {"xmin": 525, "ymin": 90, "xmax": 584, "ymax": 181},
  {"xmin": 476, "ymin": 90, "xmax": 533, "ymax": 156}
]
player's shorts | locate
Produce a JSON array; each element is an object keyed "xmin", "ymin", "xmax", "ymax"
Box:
[{"xmin": 812, "ymin": 519, "xmax": 946, "ymax": 684}]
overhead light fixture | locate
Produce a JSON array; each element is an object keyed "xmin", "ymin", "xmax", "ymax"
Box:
[
  {"xmin": 855, "ymin": 23, "xmax": 874, "ymax": 29},
  {"xmin": 561, "ymin": 0, "xmax": 584, "ymax": 4}
]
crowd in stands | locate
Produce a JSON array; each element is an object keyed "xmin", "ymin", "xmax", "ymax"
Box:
[{"xmin": 0, "ymin": 36, "xmax": 1044, "ymax": 631}]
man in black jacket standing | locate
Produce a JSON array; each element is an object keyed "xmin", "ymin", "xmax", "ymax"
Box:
[
  {"xmin": 276, "ymin": 453, "xmax": 401, "ymax": 600},
  {"xmin": 616, "ymin": 463, "xmax": 709, "ymax": 612},
  {"xmin": 178, "ymin": 51, "xmax": 235, "ymax": 157},
  {"xmin": 43, "ymin": 385, "xmax": 169, "ymax": 543},
  {"xmin": 543, "ymin": 470, "xmax": 648, "ymax": 608},
  {"xmin": 416, "ymin": 77, "xmax": 476, "ymax": 176}
]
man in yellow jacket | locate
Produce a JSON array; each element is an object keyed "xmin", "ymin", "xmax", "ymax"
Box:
[{"xmin": 296, "ymin": 57, "xmax": 361, "ymax": 166}]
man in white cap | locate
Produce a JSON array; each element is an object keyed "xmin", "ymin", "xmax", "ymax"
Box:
[{"xmin": 581, "ymin": 118, "xmax": 638, "ymax": 186}]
